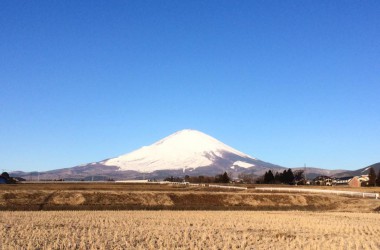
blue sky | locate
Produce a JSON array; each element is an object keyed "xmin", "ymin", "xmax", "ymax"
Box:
[{"xmin": 1, "ymin": 0, "xmax": 379, "ymax": 172}]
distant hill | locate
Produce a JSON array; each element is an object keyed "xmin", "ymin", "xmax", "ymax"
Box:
[
  {"xmin": 334, "ymin": 162, "xmax": 380, "ymax": 177},
  {"xmin": 292, "ymin": 167, "xmax": 347, "ymax": 179}
]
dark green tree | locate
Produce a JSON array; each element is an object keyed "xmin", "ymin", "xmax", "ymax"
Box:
[
  {"xmin": 288, "ymin": 169, "xmax": 295, "ymax": 184},
  {"xmin": 280, "ymin": 170, "xmax": 287, "ymax": 183},
  {"xmin": 368, "ymin": 167, "xmax": 376, "ymax": 186},
  {"xmin": 274, "ymin": 172, "xmax": 281, "ymax": 184},
  {"xmin": 263, "ymin": 171, "xmax": 268, "ymax": 183},
  {"xmin": 281, "ymin": 169, "xmax": 295, "ymax": 184},
  {"xmin": 264, "ymin": 170, "xmax": 275, "ymax": 184},
  {"xmin": 376, "ymin": 169, "xmax": 380, "ymax": 187},
  {"xmin": 221, "ymin": 172, "xmax": 230, "ymax": 183},
  {"xmin": 215, "ymin": 172, "xmax": 230, "ymax": 183},
  {"xmin": 1, "ymin": 172, "xmax": 10, "ymax": 179}
]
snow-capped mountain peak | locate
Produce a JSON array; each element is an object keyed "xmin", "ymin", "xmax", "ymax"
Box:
[
  {"xmin": 12, "ymin": 129, "xmax": 289, "ymax": 180},
  {"xmin": 103, "ymin": 129, "xmax": 254, "ymax": 172}
]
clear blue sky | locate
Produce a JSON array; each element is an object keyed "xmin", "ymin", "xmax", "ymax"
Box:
[{"xmin": 1, "ymin": 0, "xmax": 379, "ymax": 172}]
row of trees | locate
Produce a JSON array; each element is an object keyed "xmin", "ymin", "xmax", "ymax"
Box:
[
  {"xmin": 164, "ymin": 172, "xmax": 231, "ymax": 183},
  {"xmin": 161, "ymin": 168, "xmax": 380, "ymax": 186},
  {"xmin": 259, "ymin": 169, "xmax": 305, "ymax": 185},
  {"xmin": 259, "ymin": 167, "xmax": 380, "ymax": 186}
]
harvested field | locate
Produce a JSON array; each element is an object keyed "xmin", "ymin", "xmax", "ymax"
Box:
[
  {"xmin": 1, "ymin": 183, "xmax": 380, "ymax": 211},
  {"xmin": 2, "ymin": 183, "xmax": 380, "ymax": 249},
  {"xmin": 4, "ymin": 182, "xmax": 380, "ymax": 193},
  {"xmin": 1, "ymin": 211, "xmax": 380, "ymax": 249}
]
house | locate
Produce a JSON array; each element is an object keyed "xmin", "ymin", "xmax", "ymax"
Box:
[
  {"xmin": 334, "ymin": 176, "xmax": 353, "ymax": 185},
  {"xmin": 349, "ymin": 175, "xmax": 369, "ymax": 187},
  {"xmin": 313, "ymin": 176, "xmax": 335, "ymax": 186}
]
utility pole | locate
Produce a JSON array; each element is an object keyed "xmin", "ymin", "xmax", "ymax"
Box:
[{"xmin": 304, "ymin": 164, "xmax": 307, "ymax": 182}]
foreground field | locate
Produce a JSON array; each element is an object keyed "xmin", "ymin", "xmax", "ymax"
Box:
[{"xmin": 1, "ymin": 211, "xmax": 380, "ymax": 249}]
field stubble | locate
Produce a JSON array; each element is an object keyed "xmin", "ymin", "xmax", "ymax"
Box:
[
  {"xmin": 1, "ymin": 210, "xmax": 380, "ymax": 249},
  {"xmin": 1, "ymin": 183, "xmax": 380, "ymax": 211}
]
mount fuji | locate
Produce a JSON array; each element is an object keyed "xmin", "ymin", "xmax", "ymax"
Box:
[
  {"xmin": 66, "ymin": 129, "xmax": 284, "ymax": 180},
  {"xmin": 97, "ymin": 129, "xmax": 284, "ymax": 177},
  {"xmin": 13, "ymin": 129, "xmax": 285, "ymax": 180}
]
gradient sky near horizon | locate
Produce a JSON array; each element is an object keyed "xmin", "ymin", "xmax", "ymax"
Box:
[{"xmin": 1, "ymin": 1, "xmax": 379, "ymax": 172}]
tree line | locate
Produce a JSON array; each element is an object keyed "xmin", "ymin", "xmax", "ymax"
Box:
[
  {"xmin": 258, "ymin": 167, "xmax": 380, "ymax": 186},
  {"xmin": 258, "ymin": 169, "xmax": 306, "ymax": 185},
  {"xmin": 164, "ymin": 172, "xmax": 231, "ymax": 183},
  {"xmin": 163, "ymin": 167, "xmax": 380, "ymax": 186}
]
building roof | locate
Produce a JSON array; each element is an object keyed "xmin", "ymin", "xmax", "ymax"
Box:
[{"xmin": 335, "ymin": 176, "xmax": 353, "ymax": 181}]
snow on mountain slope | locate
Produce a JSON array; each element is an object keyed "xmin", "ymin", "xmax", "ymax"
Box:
[
  {"xmin": 103, "ymin": 129, "xmax": 255, "ymax": 172},
  {"xmin": 233, "ymin": 161, "xmax": 255, "ymax": 168}
]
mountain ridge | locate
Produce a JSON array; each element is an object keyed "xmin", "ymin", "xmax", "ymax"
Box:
[{"xmin": 334, "ymin": 162, "xmax": 380, "ymax": 178}]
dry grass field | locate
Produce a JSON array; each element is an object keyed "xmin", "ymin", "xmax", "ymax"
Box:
[
  {"xmin": 1, "ymin": 210, "xmax": 380, "ymax": 249},
  {"xmin": 1, "ymin": 183, "xmax": 380, "ymax": 249},
  {"xmin": 1, "ymin": 183, "xmax": 380, "ymax": 211},
  {"xmin": 3, "ymin": 182, "xmax": 380, "ymax": 193}
]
